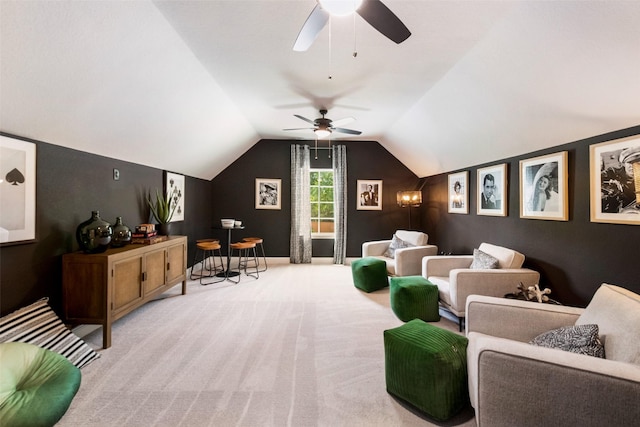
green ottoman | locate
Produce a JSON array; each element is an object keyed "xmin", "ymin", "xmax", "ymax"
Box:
[
  {"xmin": 0, "ymin": 342, "xmax": 81, "ymax": 426},
  {"xmin": 384, "ymin": 320, "xmax": 469, "ymax": 421},
  {"xmin": 351, "ymin": 257, "xmax": 388, "ymax": 292},
  {"xmin": 389, "ymin": 276, "xmax": 440, "ymax": 322}
]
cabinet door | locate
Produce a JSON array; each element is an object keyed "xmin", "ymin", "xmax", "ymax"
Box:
[
  {"xmin": 113, "ymin": 256, "xmax": 143, "ymax": 313},
  {"xmin": 166, "ymin": 241, "xmax": 186, "ymax": 284},
  {"xmin": 144, "ymin": 247, "xmax": 167, "ymax": 295}
]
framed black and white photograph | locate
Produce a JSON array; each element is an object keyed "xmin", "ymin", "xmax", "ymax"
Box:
[
  {"xmin": 520, "ymin": 151, "xmax": 568, "ymax": 221},
  {"xmin": 165, "ymin": 171, "xmax": 185, "ymax": 222},
  {"xmin": 477, "ymin": 164, "xmax": 507, "ymax": 216},
  {"xmin": 0, "ymin": 135, "xmax": 37, "ymax": 245},
  {"xmin": 256, "ymin": 178, "xmax": 281, "ymax": 210},
  {"xmin": 448, "ymin": 171, "xmax": 468, "ymax": 214},
  {"xmin": 590, "ymin": 135, "xmax": 640, "ymax": 225},
  {"xmin": 357, "ymin": 179, "xmax": 382, "ymax": 210}
]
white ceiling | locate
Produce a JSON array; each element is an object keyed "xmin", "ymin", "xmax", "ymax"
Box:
[{"xmin": 1, "ymin": 1, "xmax": 639, "ymax": 181}]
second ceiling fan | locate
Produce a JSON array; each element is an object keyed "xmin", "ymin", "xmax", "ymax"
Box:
[
  {"xmin": 293, "ymin": 0, "xmax": 411, "ymax": 52},
  {"xmin": 284, "ymin": 109, "xmax": 362, "ymax": 139}
]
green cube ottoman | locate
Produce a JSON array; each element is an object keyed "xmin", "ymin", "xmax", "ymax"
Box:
[
  {"xmin": 351, "ymin": 257, "xmax": 388, "ymax": 292},
  {"xmin": 389, "ymin": 276, "xmax": 440, "ymax": 322},
  {"xmin": 384, "ymin": 320, "xmax": 469, "ymax": 421}
]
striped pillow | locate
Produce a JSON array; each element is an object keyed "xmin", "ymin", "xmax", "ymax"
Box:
[{"xmin": 0, "ymin": 298, "xmax": 100, "ymax": 368}]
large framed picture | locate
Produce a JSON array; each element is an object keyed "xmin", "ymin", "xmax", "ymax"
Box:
[
  {"xmin": 256, "ymin": 178, "xmax": 281, "ymax": 210},
  {"xmin": 590, "ymin": 135, "xmax": 640, "ymax": 225},
  {"xmin": 357, "ymin": 179, "xmax": 382, "ymax": 210},
  {"xmin": 0, "ymin": 135, "xmax": 37, "ymax": 245},
  {"xmin": 477, "ymin": 164, "xmax": 507, "ymax": 216},
  {"xmin": 448, "ymin": 171, "xmax": 468, "ymax": 214},
  {"xmin": 520, "ymin": 151, "xmax": 568, "ymax": 221},
  {"xmin": 165, "ymin": 171, "xmax": 185, "ymax": 222}
]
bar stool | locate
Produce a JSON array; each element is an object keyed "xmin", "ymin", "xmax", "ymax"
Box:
[
  {"xmin": 242, "ymin": 237, "xmax": 267, "ymax": 272},
  {"xmin": 228, "ymin": 241, "xmax": 259, "ymax": 283},
  {"xmin": 193, "ymin": 241, "xmax": 225, "ymax": 285},
  {"xmin": 190, "ymin": 239, "xmax": 220, "ymax": 279}
]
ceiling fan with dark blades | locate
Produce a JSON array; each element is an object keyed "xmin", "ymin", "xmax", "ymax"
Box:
[
  {"xmin": 293, "ymin": 0, "xmax": 411, "ymax": 52},
  {"xmin": 283, "ymin": 109, "xmax": 362, "ymax": 138}
]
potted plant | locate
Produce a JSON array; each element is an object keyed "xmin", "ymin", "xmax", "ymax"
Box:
[{"xmin": 148, "ymin": 188, "xmax": 180, "ymax": 235}]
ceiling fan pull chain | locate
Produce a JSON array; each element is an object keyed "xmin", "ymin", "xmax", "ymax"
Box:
[
  {"xmin": 328, "ymin": 17, "xmax": 332, "ymax": 80},
  {"xmin": 314, "ymin": 136, "xmax": 319, "ymax": 160},
  {"xmin": 353, "ymin": 11, "xmax": 358, "ymax": 57}
]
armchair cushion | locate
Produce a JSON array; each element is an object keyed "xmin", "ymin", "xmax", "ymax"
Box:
[
  {"xmin": 469, "ymin": 249, "xmax": 499, "ymax": 270},
  {"xmin": 383, "ymin": 234, "xmax": 414, "ymax": 258},
  {"xmin": 477, "ymin": 242, "xmax": 524, "ymax": 269},
  {"xmin": 575, "ymin": 283, "xmax": 640, "ymax": 365},
  {"xmin": 529, "ymin": 324, "xmax": 605, "ymax": 358}
]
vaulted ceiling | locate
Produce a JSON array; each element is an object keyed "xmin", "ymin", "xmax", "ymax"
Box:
[{"xmin": 2, "ymin": 1, "xmax": 639, "ymax": 180}]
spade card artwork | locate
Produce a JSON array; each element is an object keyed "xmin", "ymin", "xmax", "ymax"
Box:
[{"xmin": 0, "ymin": 135, "xmax": 36, "ymax": 244}]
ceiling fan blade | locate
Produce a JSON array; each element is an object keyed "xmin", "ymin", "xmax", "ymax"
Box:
[
  {"xmin": 331, "ymin": 117, "xmax": 356, "ymax": 127},
  {"xmin": 357, "ymin": 0, "xmax": 411, "ymax": 44},
  {"xmin": 333, "ymin": 127, "xmax": 362, "ymax": 135},
  {"xmin": 293, "ymin": 5, "xmax": 330, "ymax": 52},
  {"xmin": 283, "ymin": 127, "xmax": 314, "ymax": 131},
  {"xmin": 293, "ymin": 114, "xmax": 316, "ymax": 125}
]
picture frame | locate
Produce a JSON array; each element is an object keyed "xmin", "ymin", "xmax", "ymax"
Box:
[
  {"xmin": 0, "ymin": 135, "xmax": 37, "ymax": 245},
  {"xmin": 357, "ymin": 179, "xmax": 382, "ymax": 210},
  {"xmin": 165, "ymin": 171, "xmax": 185, "ymax": 222},
  {"xmin": 256, "ymin": 178, "xmax": 281, "ymax": 210},
  {"xmin": 477, "ymin": 164, "xmax": 507, "ymax": 216},
  {"xmin": 448, "ymin": 171, "xmax": 469, "ymax": 214},
  {"xmin": 520, "ymin": 151, "xmax": 568, "ymax": 221},
  {"xmin": 590, "ymin": 135, "xmax": 640, "ymax": 225}
]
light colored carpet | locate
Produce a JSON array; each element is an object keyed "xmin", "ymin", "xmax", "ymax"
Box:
[{"xmin": 59, "ymin": 261, "xmax": 476, "ymax": 426}]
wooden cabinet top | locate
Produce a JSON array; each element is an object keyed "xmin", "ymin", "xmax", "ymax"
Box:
[{"xmin": 63, "ymin": 235, "xmax": 187, "ymax": 260}]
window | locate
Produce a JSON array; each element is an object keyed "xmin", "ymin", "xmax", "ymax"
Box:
[{"xmin": 310, "ymin": 169, "xmax": 334, "ymax": 238}]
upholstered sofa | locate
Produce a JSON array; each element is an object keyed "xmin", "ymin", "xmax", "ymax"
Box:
[
  {"xmin": 466, "ymin": 283, "xmax": 640, "ymax": 427},
  {"xmin": 422, "ymin": 242, "xmax": 539, "ymax": 329},
  {"xmin": 362, "ymin": 230, "xmax": 438, "ymax": 276}
]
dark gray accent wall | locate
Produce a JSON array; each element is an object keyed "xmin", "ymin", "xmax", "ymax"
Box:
[
  {"xmin": 209, "ymin": 139, "xmax": 421, "ymax": 257},
  {"xmin": 420, "ymin": 126, "xmax": 640, "ymax": 307}
]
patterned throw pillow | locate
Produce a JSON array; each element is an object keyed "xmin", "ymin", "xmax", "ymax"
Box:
[
  {"xmin": 469, "ymin": 248, "xmax": 499, "ymax": 269},
  {"xmin": 0, "ymin": 298, "xmax": 100, "ymax": 368},
  {"xmin": 383, "ymin": 234, "xmax": 415, "ymax": 258},
  {"xmin": 529, "ymin": 324, "xmax": 605, "ymax": 358}
]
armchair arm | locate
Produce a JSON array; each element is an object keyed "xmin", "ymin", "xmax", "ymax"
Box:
[
  {"xmin": 362, "ymin": 240, "xmax": 391, "ymax": 257},
  {"xmin": 422, "ymin": 255, "xmax": 473, "ymax": 277},
  {"xmin": 465, "ymin": 295, "xmax": 583, "ymax": 341},
  {"xmin": 394, "ymin": 245, "xmax": 438, "ymax": 276},
  {"xmin": 468, "ymin": 332, "xmax": 640, "ymax": 426},
  {"xmin": 448, "ymin": 268, "xmax": 540, "ymax": 318}
]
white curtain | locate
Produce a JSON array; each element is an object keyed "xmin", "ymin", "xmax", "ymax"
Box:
[
  {"xmin": 332, "ymin": 145, "xmax": 347, "ymax": 264},
  {"xmin": 290, "ymin": 144, "xmax": 311, "ymax": 263}
]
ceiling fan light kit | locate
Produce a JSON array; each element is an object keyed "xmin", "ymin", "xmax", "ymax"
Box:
[{"xmin": 318, "ymin": 0, "xmax": 363, "ymax": 16}]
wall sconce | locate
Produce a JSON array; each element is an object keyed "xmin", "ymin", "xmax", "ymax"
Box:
[
  {"xmin": 397, "ymin": 191, "xmax": 422, "ymax": 208},
  {"xmin": 397, "ymin": 190, "xmax": 422, "ymax": 229}
]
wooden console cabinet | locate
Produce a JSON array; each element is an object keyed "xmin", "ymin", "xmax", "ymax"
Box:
[{"xmin": 62, "ymin": 236, "xmax": 187, "ymax": 348}]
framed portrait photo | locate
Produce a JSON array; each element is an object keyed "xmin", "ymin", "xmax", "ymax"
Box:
[
  {"xmin": 256, "ymin": 178, "xmax": 281, "ymax": 210},
  {"xmin": 477, "ymin": 164, "xmax": 507, "ymax": 216},
  {"xmin": 357, "ymin": 180, "xmax": 382, "ymax": 210},
  {"xmin": 520, "ymin": 151, "xmax": 568, "ymax": 221},
  {"xmin": 590, "ymin": 135, "xmax": 640, "ymax": 225},
  {"xmin": 165, "ymin": 171, "xmax": 185, "ymax": 222},
  {"xmin": 0, "ymin": 135, "xmax": 37, "ymax": 245},
  {"xmin": 448, "ymin": 171, "xmax": 469, "ymax": 214}
]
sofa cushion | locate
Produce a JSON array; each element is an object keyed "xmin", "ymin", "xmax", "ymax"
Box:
[
  {"xmin": 470, "ymin": 249, "xmax": 499, "ymax": 270},
  {"xmin": 529, "ymin": 324, "xmax": 605, "ymax": 358},
  {"xmin": 478, "ymin": 243, "xmax": 524, "ymax": 269},
  {"xmin": 383, "ymin": 234, "xmax": 414, "ymax": 258},
  {"xmin": 395, "ymin": 230, "xmax": 428, "ymax": 246},
  {"xmin": 575, "ymin": 283, "xmax": 640, "ymax": 365}
]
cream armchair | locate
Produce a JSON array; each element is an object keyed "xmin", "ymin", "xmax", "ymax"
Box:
[
  {"xmin": 466, "ymin": 284, "xmax": 640, "ymax": 426},
  {"xmin": 422, "ymin": 242, "xmax": 539, "ymax": 330},
  {"xmin": 362, "ymin": 230, "xmax": 438, "ymax": 277}
]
